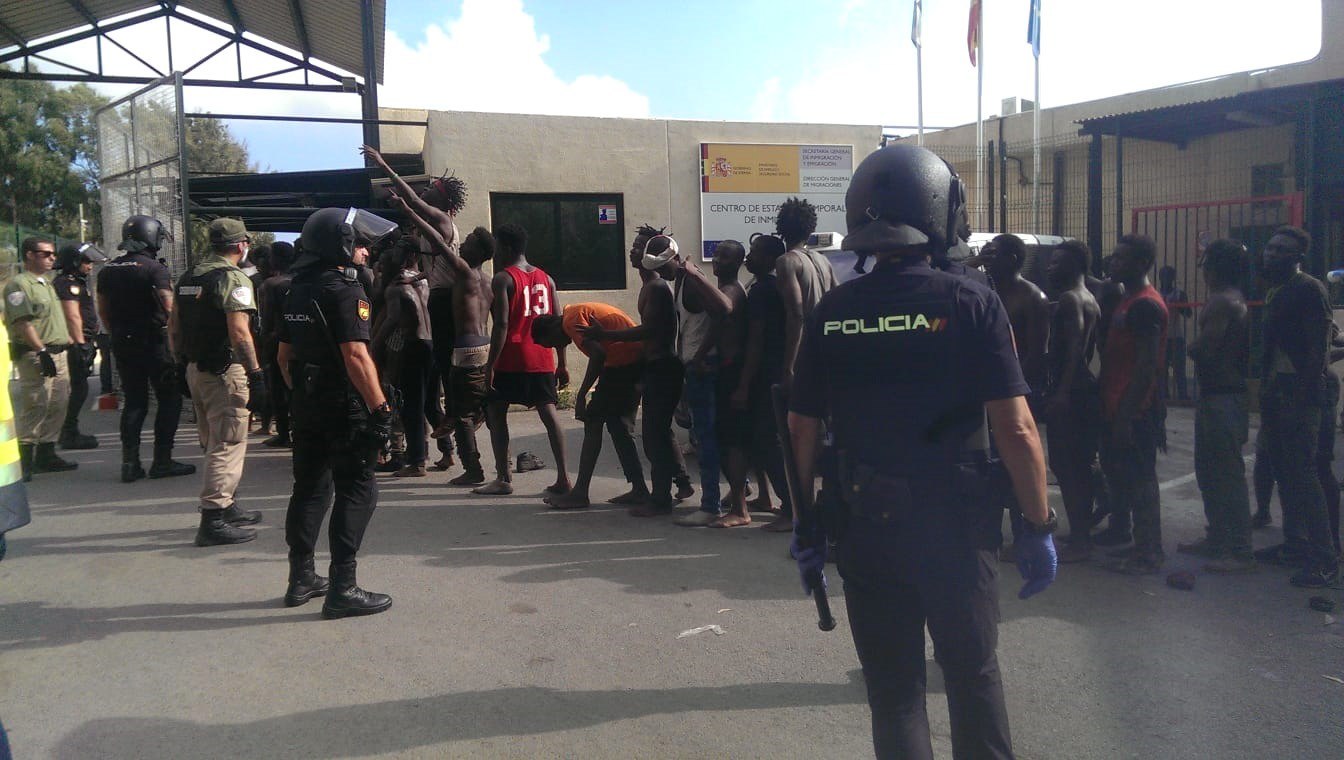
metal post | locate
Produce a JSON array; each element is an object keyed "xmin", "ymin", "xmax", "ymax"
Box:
[
  {"xmin": 1052, "ymin": 151, "xmax": 1065, "ymax": 236},
  {"xmin": 975, "ymin": 14, "xmax": 985, "ymax": 231},
  {"xmin": 987, "ymin": 140, "xmax": 996, "ymax": 233},
  {"xmin": 1115, "ymin": 132, "xmax": 1125, "ymax": 244},
  {"xmin": 174, "ymin": 72, "xmax": 192, "ymax": 274},
  {"xmin": 360, "ymin": 0, "xmax": 380, "ymax": 154},
  {"xmin": 1086, "ymin": 133, "xmax": 1102, "ymax": 267},
  {"xmin": 998, "ymin": 118, "xmax": 1007, "ymax": 233}
]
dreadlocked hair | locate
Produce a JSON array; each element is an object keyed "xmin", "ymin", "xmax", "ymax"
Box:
[
  {"xmin": 636, "ymin": 223, "xmax": 667, "ymax": 240},
  {"xmin": 775, "ymin": 196, "xmax": 818, "ymax": 247},
  {"xmin": 433, "ymin": 172, "xmax": 468, "ymax": 214}
]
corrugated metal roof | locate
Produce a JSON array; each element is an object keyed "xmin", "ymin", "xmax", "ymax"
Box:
[
  {"xmin": 0, "ymin": 0, "xmax": 385, "ymax": 83},
  {"xmin": 1075, "ymin": 79, "xmax": 1337, "ymax": 144}
]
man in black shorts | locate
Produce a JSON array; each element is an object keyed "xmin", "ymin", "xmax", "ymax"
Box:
[
  {"xmin": 478, "ymin": 224, "xmax": 570, "ymax": 496},
  {"xmin": 532, "ymin": 303, "xmax": 648, "ymax": 509}
]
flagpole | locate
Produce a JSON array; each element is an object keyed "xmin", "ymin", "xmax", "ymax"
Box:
[
  {"xmin": 915, "ymin": 0, "xmax": 924, "ymax": 145},
  {"xmin": 1032, "ymin": 52, "xmax": 1041, "ymax": 232},
  {"xmin": 975, "ymin": 5, "xmax": 984, "ymax": 231},
  {"xmin": 916, "ymin": 46, "xmax": 924, "ymax": 145}
]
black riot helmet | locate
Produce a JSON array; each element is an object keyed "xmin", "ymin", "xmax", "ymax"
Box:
[
  {"xmin": 844, "ymin": 144, "xmax": 969, "ymax": 257},
  {"xmin": 118, "ymin": 214, "xmax": 167, "ymax": 254},
  {"xmin": 294, "ymin": 207, "xmax": 398, "ymax": 270},
  {"xmin": 57, "ymin": 242, "xmax": 107, "ymax": 273}
]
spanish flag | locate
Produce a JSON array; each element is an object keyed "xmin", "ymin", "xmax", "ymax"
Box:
[{"xmin": 968, "ymin": 0, "xmax": 981, "ymax": 66}]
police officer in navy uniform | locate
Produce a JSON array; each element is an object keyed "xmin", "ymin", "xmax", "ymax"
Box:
[
  {"xmin": 96, "ymin": 215, "xmax": 195, "ymax": 482},
  {"xmin": 277, "ymin": 207, "xmax": 397, "ymax": 618},
  {"xmin": 53, "ymin": 242, "xmax": 106, "ymax": 450},
  {"xmin": 787, "ymin": 144, "xmax": 1058, "ymax": 759}
]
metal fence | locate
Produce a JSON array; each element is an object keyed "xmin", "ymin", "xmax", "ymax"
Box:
[{"xmin": 96, "ymin": 72, "xmax": 191, "ymax": 279}]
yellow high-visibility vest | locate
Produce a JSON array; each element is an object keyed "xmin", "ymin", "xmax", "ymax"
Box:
[{"xmin": 0, "ymin": 313, "xmax": 30, "ymax": 533}]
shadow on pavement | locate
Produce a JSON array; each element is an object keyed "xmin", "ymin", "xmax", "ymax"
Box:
[
  {"xmin": 53, "ymin": 673, "xmax": 867, "ymax": 759},
  {"xmin": 0, "ymin": 600, "xmax": 292, "ymax": 651}
]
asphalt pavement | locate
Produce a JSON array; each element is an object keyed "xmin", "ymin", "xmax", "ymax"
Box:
[{"xmin": 1, "ymin": 397, "xmax": 1342, "ymax": 759}]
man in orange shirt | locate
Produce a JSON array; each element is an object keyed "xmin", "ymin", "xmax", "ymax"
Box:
[{"xmin": 532, "ymin": 303, "xmax": 648, "ymax": 509}]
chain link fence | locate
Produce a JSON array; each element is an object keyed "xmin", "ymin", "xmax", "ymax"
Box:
[{"xmin": 96, "ymin": 73, "xmax": 190, "ymax": 279}]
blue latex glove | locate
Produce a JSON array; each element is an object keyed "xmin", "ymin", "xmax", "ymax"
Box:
[
  {"xmin": 1011, "ymin": 515, "xmax": 1058, "ymax": 599},
  {"xmin": 790, "ymin": 526, "xmax": 828, "ymax": 596}
]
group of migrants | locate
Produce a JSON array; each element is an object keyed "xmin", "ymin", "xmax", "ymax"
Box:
[
  {"xmin": 7, "ymin": 138, "xmax": 1344, "ymax": 759},
  {"xmin": 4, "ymin": 149, "xmax": 1340, "ymax": 621}
]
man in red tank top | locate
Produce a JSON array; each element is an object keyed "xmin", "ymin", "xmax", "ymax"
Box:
[
  {"xmin": 1096, "ymin": 235, "xmax": 1169, "ymax": 574},
  {"xmin": 474, "ymin": 223, "xmax": 570, "ymax": 496}
]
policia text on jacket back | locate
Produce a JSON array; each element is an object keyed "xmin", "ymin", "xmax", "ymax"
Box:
[
  {"xmin": 276, "ymin": 207, "xmax": 397, "ymax": 619},
  {"xmin": 786, "ymin": 144, "xmax": 1058, "ymax": 760},
  {"xmin": 169, "ymin": 218, "xmax": 268, "ymax": 546}
]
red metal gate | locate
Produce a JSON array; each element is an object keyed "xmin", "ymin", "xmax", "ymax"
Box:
[{"xmin": 1130, "ymin": 193, "xmax": 1304, "ymax": 397}]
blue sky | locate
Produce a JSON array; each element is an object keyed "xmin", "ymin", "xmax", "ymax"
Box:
[{"xmin": 37, "ymin": 0, "xmax": 1325, "ymax": 173}]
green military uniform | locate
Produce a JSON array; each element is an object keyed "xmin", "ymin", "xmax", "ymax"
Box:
[
  {"xmin": 4, "ymin": 271, "xmax": 72, "ymax": 454},
  {"xmin": 178, "ymin": 218, "xmax": 258, "ymax": 521}
]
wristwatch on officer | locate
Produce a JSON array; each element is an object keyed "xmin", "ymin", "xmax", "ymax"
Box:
[{"xmin": 1022, "ymin": 508, "xmax": 1058, "ymax": 536}]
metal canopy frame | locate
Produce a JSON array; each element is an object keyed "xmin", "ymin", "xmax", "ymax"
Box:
[
  {"xmin": 0, "ymin": 1, "xmax": 384, "ymax": 147},
  {"xmin": 1075, "ymin": 80, "xmax": 1342, "ymax": 148}
]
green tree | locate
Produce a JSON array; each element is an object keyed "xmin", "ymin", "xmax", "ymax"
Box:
[{"xmin": 0, "ymin": 70, "xmax": 103, "ymax": 240}]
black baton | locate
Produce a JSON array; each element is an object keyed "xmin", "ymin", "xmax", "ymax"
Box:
[{"xmin": 771, "ymin": 383, "xmax": 837, "ymax": 632}]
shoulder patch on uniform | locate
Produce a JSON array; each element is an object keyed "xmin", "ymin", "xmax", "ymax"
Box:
[
  {"xmin": 69, "ymin": 285, "xmax": 80, "ymax": 295},
  {"xmin": 357, "ymin": 299, "xmax": 371, "ymax": 321},
  {"xmin": 230, "ymin": 286, "xmax": 253, "ymax": 306},
  {"xmin": 7, "ymin": 291, "xmax": 25, "ymax": 306}
]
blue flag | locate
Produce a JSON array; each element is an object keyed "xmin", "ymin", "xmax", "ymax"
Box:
[{"xmin": 1027, "ymin": 0, "xmax": 1042, "ymax": 58}]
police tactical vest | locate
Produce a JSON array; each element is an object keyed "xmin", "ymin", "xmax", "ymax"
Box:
[
  {"xmin": 177, "ymin": 268, "xmax": 233, "ymax": 371},
  {"xmin": 818, "ymin": 264, "xmax": 988, "ymax": 476}
]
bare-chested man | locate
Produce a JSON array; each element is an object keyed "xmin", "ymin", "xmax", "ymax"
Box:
[
  {"xmin": 1182, "ymin": 239, "xmax": 1255, "ymax": 573},
  {"xmin": 392, "ymin": 194, "xmax": 496, "ymax": 485},
  {"xmin": 1043, "ymin": 240, "xmax": 1102, "ymax": 562},
  {"xmin": 774, "ymin": 197, "xmax": 837, "ymax": 388},
  {"xmin": 582, "ymin": 231, "xmax": 689, "ymax": 515},
  {"xmin": 705, "ymin": 240, "xmax": 753, "ymax": 528},
  {"xmin": 361, "ymin": 144, "xmax": 466, "ymax": 468},
  {"xmin": 984, "ymin": 234, "xmax": 1050, "ymax": 400}
]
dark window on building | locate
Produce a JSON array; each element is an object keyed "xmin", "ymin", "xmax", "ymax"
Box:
[
  {"xmin": 489, "ymin": 193, "xmax": 626, "ymax": 290},
  {"xmin": 1251, "ymin": 163, "xmax": 1285, "ymax": 197}
]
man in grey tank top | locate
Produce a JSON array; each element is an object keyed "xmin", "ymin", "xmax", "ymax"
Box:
[
  {"xmin": 774, "ymin": 197, "xmax": 837, "ymax": 388},
  {"xmin": 671, "ymin": 248, "xmax": 735, "ymax": 526}
]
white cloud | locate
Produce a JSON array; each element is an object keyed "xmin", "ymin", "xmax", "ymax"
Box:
[{"xmin": 378, "ymin": 0, "xmax": 650, "ymax": 118}]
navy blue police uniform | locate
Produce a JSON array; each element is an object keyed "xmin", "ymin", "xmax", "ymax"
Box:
[
  {"xmin": 279, "ymin": 266, "xmax": 379, "ymax": 569},
  {"xmin": 790, "ymin": 258, "xmax": 1028, "ymax": 759},
  {"xmin": 98, "ymin": 246, "xmax": 186, "ymax": 477},
  {"xmin": 53, "ymin": 266, "xmax": 99, "ymax": 446}
]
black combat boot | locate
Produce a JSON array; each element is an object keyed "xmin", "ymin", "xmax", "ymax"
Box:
[
  {"xmin": 121, "ymin": 445, "xmax": 146, "ymax": 483},
  {"xmin": 220, "ymin": 502, "xmax": 262, "ymax": 526},
  {"xmin": 284, "ymin": 554, "xmax": 330, "ymax": 607},
  {"xmin": 18, "ymin": 443, "xmax": 33, "ymax": 482},
  {"xmin": 33, "ymin": 442, "xmax": 78, "ymax": 473},
  {"xmin": 58, "ymin": 424, "xmax": 98, "ymax": 450},
  {"xmin": 321, "ymin": 560, "xmax": 392, "ymax": 619},
  {"xmin": 194, "ymin": 509, "xmax": 257, "ymax": 546},
  {"xmin": 148, "ymin": 446, "xmax": 196, "ymax": 479}
]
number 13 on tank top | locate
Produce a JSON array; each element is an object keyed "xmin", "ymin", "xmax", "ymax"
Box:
[{"xmin": 520, "ymin": 283, "xmax": 551, "ymax": 317}]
